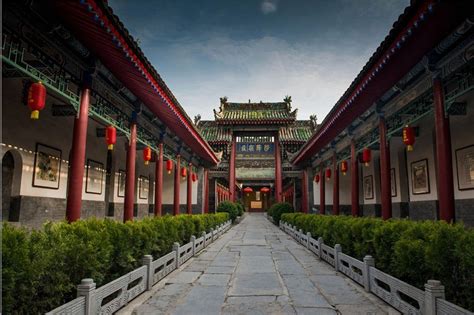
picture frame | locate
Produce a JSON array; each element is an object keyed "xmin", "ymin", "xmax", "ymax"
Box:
[
  {"xmin": 117, "ymin": 169, "xmax": 126, "ymax": 197},
  {"xmin": 363, "ymin": 175, "xmax": 374, "ymax": 200},
  {"xmin": 390, "ymin": 168, "xmax": 397, "ymax": 197},
  {"xmin": 85, "ymin": 159, "xmax": 104, "ymax": 195},
  {"xmin": 411, "ymin": 159, "xmax": 430, "ymax": 195},
  {"xmin": 455, "ymin": 144, "xmax": 474, "ymax": 190},
  {"xmin": 32, "ymin": 143, "xmax": 62, "ymax": 189},
  {"xmin": 138, "ymin": 175, "xmax": 149, "ymax": 200}
]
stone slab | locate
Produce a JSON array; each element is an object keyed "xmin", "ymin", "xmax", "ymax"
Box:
[{"xmin": 198, "ymin": 273, "xmax": 231, "ymax": 286}]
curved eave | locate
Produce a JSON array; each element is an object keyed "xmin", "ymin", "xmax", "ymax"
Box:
[
  {"xmin": 51, "ymin": 0, "xmax": 218, "ymax": 165},
  {"xmin": 292, "ymin": 0, "xmax": 469, "ymax": 166},
  {"xmin": 216, "ymin": 118, "xmax": 295, "ymax": 125}
]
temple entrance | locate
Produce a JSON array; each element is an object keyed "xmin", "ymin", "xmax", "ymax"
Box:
[{"xmin": 242, "ymin": 186, "xmax": 272, "ymax": 212}]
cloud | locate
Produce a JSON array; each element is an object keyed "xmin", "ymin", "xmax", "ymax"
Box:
[
  {"xmin": 261, "ymin": 0, "xmax": 277, "ymax": 14},
  {"xmin": 159, "ymin": 36, "xmax": 373, "ymax": 121}
]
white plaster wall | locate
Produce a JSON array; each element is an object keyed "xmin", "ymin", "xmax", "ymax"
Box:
[
  {"xmin": 325, "ymin": 172, "xmax": 333, "ymax": 206},
  {"xmin": 339, "ymin": 162, "xmax": 351, "ymax": 205},
  {"xmin": 313, "ymin": 175, "xmax": 320, "ymax": 205},
  {"xmin": 361, "ymin": 151, "xmax": 381, "ymax": 205},
  {"xmin": 450, "ymin": 92, "xmax": 474, "ymax": 200},
  {"xmin": 405, "ymin": 116, "xmax": 438, "ymax": 202}
]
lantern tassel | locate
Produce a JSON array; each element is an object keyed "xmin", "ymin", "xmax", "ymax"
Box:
[
  {"xmin": 31, "ymin": 110, "xmax": 40, "ymax": 120},
  {"xmin": 145, "ymin": 161, "xmax": 149, "ymax": 165},
  {"xmin": 108, "ymin": 144, "xmax": 114, "ymax": 150},
  {"xmin": 365, "ymin": 162, "xmax": 369, "ymax": 167},
  {"xmin": 407, "ymin": 145, "xmax": 413, "ymax": 152}
]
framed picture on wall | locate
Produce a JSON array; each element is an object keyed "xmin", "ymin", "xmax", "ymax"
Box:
[
  {"xmin": 411, "ymin": 159, "xmax": 430, "ymax": 195},
  {"xmin": 363, "ymin": 175, "xmax": 374, "ymax": 200},
  {"xmin": 456, "ymin": 144, "xmax": 474, "ymax": 190},
  {"xmin": 32, "ymin": 143, "xmax": 62, "ymax": 189},
  {"xmin": 85, "ymin": 159, "xmax": 104, "ymax": 194},
  {"xmin": 138, "ymin": 175, "xmax": 149, "ymax": 200},
  {"xmin": 117, "ymin": 170, "xmax": 126, "ymax": 197},
  {"xmin": 390, "ymin": 168, "xmax": 397, "ymax": 197}
]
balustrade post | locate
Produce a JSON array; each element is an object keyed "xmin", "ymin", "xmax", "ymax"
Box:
[
  {"xmin": 202, "ymin": 231, "xmax": 207, "ymax": 248},
  {"xmin": 211, "ymin": 228, "xmax": 215, "ymax": 242},
  {"xmin": 173, "ymin": 242, "xmax": 180, "ymax": 268},
  {"xmin": 317, "ymin": 237, "xmax": 323, "ymax": 259},
  {"xmin": 334, "ymin": 244, "xmax": 342, "ymax": 271},
  {"xmin": 363, "ymin": 255, "xmax": 375, "ymax": 292},
  {"xmin": 299, "ymin": 229, "xmax": 304, "ymax": 243},
  {"xmin": 424, "ymin": 280, "xmax": 445, "ymax": 315},
  {"xmin": 77, "ymin": 278, "xmax": 96, "ymax": 315},
  {"xmin": 142, "ymin": 255, "xmax": 153, "ymax": 291},
  {"xmin": 306, "ymin": 232, "xmax": 311, "ymax": 249},
  {"xmin": 191, "ymin": 235, "xmax": 196, "ymax": 256}
]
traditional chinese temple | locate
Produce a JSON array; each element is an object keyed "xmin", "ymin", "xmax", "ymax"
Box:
[
  {"xmin": 2, "ymin": 0, "xmax": 474, "ymax": 227},
  {"xmin": 196, "ymin": 97, "xmax": 316, "ymax": 212}
]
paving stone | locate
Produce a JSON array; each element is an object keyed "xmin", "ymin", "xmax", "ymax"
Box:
[
  {"xmin": 228, "ymin": 272, "xmax": 284, "ymax": 296},
  {"xmin": 132, "ymin": 214, "xmax": 397, "ymax": 315},
  {"xmin": 206, "ymin": 265, "xmax": 235, "ymax": 274},
  {"xmin": 172, "ymin": 285, "xmax": 227, "ymax": 315},
  {"xmin": 166, "ymin": 271, "xmax": 201, "ymax": 284},
  {"xmin": 198, "ymin": 273, "xmax": 231, "ymax": 286}
]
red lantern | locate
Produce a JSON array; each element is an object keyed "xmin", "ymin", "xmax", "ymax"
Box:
[
  {"xmin": 181, "ymin": 166, "xmax": 187, "ymax": 178},
  {"xmin": 362, "ymin": 148, "xmax": 371, "ymax": 167},
  {"xmin": 243, "ymin": 187, "xmax": 253, "ymax": 196},
  {"xmin": 105, "ymin": 126, "xmax": 116, "ymax": 150},
  {"xmin": 402, "ymin": 125, "xmax": 415, "ymax": 152},
  {"xmin": 166, "ymin": 160, "xmax": 173, "ymax": 174},
  {"xmin": 325, "ymin": 168, "xmax": 331, "ymax": 180},
  {"xmin": 260, "ymin": 187, "xmax": 270, "ymax": 193},
  {"xmin": 27, "ymin": 82, "xmax": 46, "ymax": 120},
  {"xmin": 192, "ymin": 172, "xmax": 197, "ymax": 182},
  {"xmin": 340, "ymin": 160, "xmax": 348, "ymax": 175},
  {"xmin": 314, "ymin": 174, "xmax": 320, "ymax": 183},
  {"xmin": 143, "ymin": 147, "xmax": 152, "ymax": 165}
]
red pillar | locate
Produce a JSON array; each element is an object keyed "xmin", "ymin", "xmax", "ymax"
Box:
[
  {"xmin": 379, "ymin": 117, "xmax": 392, "ymax": 220},
  {"xmin": 433, "ymin": 78, "xmax": 455, "ymax": 222},
  {"xmin": 124, "ymin": 121, "xmax": 137, "ymax": 222},
  {"xmin": 187, "ymin": 163, "xmax": 192, "ymax": 214},
  {"xmin": 320, "ymin": 167, "xmax": 325, "ymax": 214},
  {"xmin": 229, "ymin": 136, "xmax": 236, "ymax": 201},
  {"xmin": 154, "ymin": 143, "xmax": 163, "ymax": 216},
  {"xmin": 173, "ymin": 155, "xmax": 181, "ymax": 215},
  {"xmin": 203, "ymin": 169, "xmax": 209, "ymax": 213},
  {"xmin": 275, "ymin": 135, "xmax": 282, "ymax": 202},
  {"xmin": 351, "ymin": 139, "xmax": 360, "ymax": 217},
  {"xmin": 301, "ymin": 170, "xmax": 309, "ymax": 213},
  {"xmin": 333, "ymin": 153, "xmax": 340, "ymax": 215},
  {"xmin": 66, "ymin": 84, "xmax": 90, "ymax": 223}
]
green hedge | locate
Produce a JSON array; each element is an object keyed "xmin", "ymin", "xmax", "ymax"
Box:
[
  {"xmin": 2, "ymin": 213, "xmax": 228, "ymax": 314},
  {"xmin": 281, "ymin": 213, "xmax": 474, "ymax": 311},
  {"xmin": 217, "ymin": 201, "xmax": 239, "ymax": 222},
  {"xmin": 269, "ymin": 202, "xmax": 294, "ymax": 224}
]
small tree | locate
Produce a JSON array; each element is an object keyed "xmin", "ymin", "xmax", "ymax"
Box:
[
  {"xmin": 217, "ymin": 201, "xmax": 239, "ymax": 222},
  {"xmin": 268, "ymin": 202, "xmax": 294, "ymax": 225}
]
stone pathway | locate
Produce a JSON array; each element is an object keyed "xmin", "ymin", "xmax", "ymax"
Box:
[{"xmin": 129, "ymin": 214, "xmax": 399, "ymax": 315}]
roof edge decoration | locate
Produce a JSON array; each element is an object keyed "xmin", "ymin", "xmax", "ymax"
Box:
[
  {"xmin": 51, "ymin": 0, "xmax": 218, "ymax": 165},
  {"xmin": 292, "ymin": 0, "xmax": 469, "ymax": 166}
]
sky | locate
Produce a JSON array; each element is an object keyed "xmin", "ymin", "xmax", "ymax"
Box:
[{"xmin": 109, "ymin": 0, "xmax": 409, "ymax": 122}]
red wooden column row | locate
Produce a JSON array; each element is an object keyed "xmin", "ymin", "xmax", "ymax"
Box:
[
  {"xmin": 301, "ymin": 169, "xmax": 309, "ymax": 213},
  {"xmin": 350, "ymin": 139, "xmax": 360, "ymax": 217},
  {"xmin": 173, "ymin": 155, "xmax": 181, "ymax": 216},
  {"xmin": 332, "ymin": 153, "xmax": 340, "ymax": 215},
  {"xmin": 433, "ymin": 77, "xmax": 455, "ymax": 222},
  {"xmin": 154, "ymin": 143, "xmax": 163, "ymax": 216},
  {"xmin": 203, "ymin": 169, "xmax": 209, "ymax": 213},
  {"xmin": 123, "ymin": 120, "xmax": 137, "ymax": 222},
  {"xmin": 229, "ymin": 136, "xmax": 236, "ymax": 202},
  {"xmin": 319, "ymin": 166, "xmax": 325, "ymax": 214},
  {"xmin": 66, "ymin": 82, "xmax": 91, "ymax": 222},
  {"xmin": 274, "ymin": 135, "xmax": 283, "ymax": 202},
  {"xmin": 379, "ymin": 116, "xmax": 392, "ymax": 220},
  {"xmin": 187, "ymin": 163, "xmax": 193, "ymax": 214}
]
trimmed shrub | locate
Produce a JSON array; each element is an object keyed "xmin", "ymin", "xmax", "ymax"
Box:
[
  {"xmin": 2, "ymin": 213, "xmax": 228, "ymax": 314},
  {"xmin": 235, "ymin": 201, "xmax": 245, "ymax": 216},
  {"xmin": 217, "ymin": 201, "xmax": 239, "ymax": 222},
  {"xmin": 268, "ymin": 202, "xmax": 294, "ymax": 224},
  {"xmin": 280, "ymin": 213, "xmax": 474, "ymax": 311}
]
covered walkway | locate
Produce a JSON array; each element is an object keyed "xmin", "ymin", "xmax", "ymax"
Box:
[{"xmin": 127, "ymin": 214, "xmax": 397, "ymax": 315}]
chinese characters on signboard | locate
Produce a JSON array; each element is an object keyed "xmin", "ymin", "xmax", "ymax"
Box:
[{"xmin": 237, "ymin": 143, "xmax": 274, "ymax": 154}]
